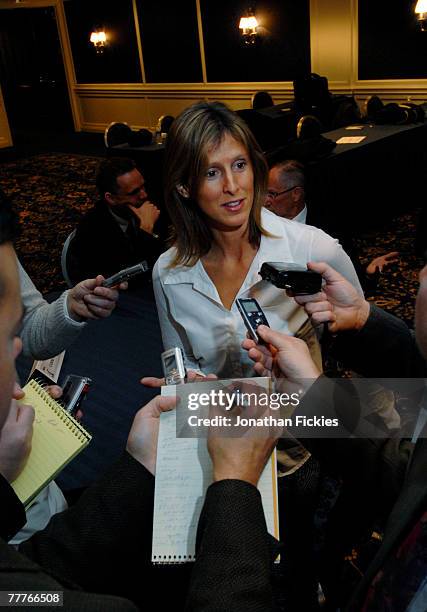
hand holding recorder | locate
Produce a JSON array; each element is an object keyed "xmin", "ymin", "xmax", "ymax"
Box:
[
  {"xmin": 141, "ymin": 347, "xmax": 218, "ymax": 388},
  {"xmin": 67, "ymin": 275, "xmax": 127, "ymax": 322},
  {"xmin": 101, "ymin": 261, "xmax": 149, "ymax": 288},
  {"xmin": 294, "ymin": 262, "xmax": 370, "ymax": 333}
]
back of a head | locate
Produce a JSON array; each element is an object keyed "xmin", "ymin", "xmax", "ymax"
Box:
[
  {"xmin": 0, "ymin": 188, "xmax": 20, "ymax": 247},
  {"xmin": 96, "ymin": 157, "xmax": 137, "ymax": 197},
  {"xmin": 251, "ymin": 91, "xmax": 274, "ymax": 110},
  {"xmin": 158, "ymin": 115, "xmax": 175, "ymax": 134}
]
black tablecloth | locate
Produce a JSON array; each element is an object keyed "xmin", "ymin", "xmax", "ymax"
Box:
[{"xmin": 305, "ymin": 118, "xmax": 427, "ymax": 237}]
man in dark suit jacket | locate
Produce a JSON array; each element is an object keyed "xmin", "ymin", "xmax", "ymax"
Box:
[
  {"xmin": 0, "ymin": 189, "xmax": 279, "ymax": 610},
  {"xmin": 243, "ymin": 260, "xmax": 427, "ymax": 611},
  {"xmin": 68, "ymin": 157, "xmax": 163, "ymax": 288}
]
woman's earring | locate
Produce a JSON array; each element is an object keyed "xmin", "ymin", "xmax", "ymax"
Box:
[{"xmin": 176, "ymin": 184, "xmax": 190, "ymax": 199}]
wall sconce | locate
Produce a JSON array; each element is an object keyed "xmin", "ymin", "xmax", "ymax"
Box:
[
  {"xmin": 239, "ymin": 9, "xmax": 259, "ymax": 45},
  {"xmin": 415, "ymin": 0, "xmax": 427, "ymax": 31},
  {"xmin": 90, "ymin": 29, "xmax": 107, "ymax": 53}
]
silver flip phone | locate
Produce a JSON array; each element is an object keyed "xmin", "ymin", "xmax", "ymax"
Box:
[{"xmin": 161, "ymin": 347, "xmax": 187, "ymax": 385}]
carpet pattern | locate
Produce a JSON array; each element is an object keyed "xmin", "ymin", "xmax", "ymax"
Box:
[
  {"xmin": 0, "ymin": 153, "xmax": 99, "ymax": 294},
  {"xmin": 0, "ymin": 152, "xmax": 423, "ymax": 326}
]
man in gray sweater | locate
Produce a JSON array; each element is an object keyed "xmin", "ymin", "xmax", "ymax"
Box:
[{"xmin": 3, "ymin": 186, "xmax": 124, "ymax": 543}]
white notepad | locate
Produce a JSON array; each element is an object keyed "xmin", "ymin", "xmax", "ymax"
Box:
[{"xmin": 152, "ymin": 380, "xmax": 279, "ymax": 564}]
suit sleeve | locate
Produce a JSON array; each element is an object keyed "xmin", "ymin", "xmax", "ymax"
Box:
[
  {"xmin": 185, "ymin": 480, "xmax": 276, "ymax": 612},
  {"xmin": 331, "ymin": 304, "xmax": 427, "ymax": 378},
  {"xmin": 293, "ymin": 305, "xmax": 420, "ymax": 527},
  {"xmin": 0, "ymin": 473, "xmax": 26, "ymax": 542},
  {"xmin": 20, "ymin": 453, "xmax": 155, "ymax": 600}
]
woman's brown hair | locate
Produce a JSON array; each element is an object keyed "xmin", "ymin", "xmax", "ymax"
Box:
[{"xmin": 164, "ymin": 101, "xmax": 268, "ymax": 266}]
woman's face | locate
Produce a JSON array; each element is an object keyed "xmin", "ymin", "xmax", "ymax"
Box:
[{"xmin": 196, "ymin": 132, "xmax": 254, "ymax": 232}]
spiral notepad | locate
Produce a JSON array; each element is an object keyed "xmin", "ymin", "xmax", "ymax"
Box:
[
  {"xmin": 151, "ymin": 379, "xmax": 279, "ymax": 564},
  {"xmin": 11, "ymin": 379, "xmax": 92, "ymax": 508}
]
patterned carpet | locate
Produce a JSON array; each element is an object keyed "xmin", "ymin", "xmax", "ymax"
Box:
[
  {"xmin": 0, "ymin": 152, "xmax": 423, "ymax": 326},
  {"xmin": 0, "ymin": 153, "xmax": 100, "ymax": 294}
]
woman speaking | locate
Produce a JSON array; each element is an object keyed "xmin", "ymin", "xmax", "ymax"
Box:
[{"xmin": 148, "ymin": 101, "xmax": 363, "ymax": 610}]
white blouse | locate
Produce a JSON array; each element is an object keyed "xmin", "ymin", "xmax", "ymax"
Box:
[{"xmin": 153, "ymin": 208, "xmax": 362, "ymax": 379}]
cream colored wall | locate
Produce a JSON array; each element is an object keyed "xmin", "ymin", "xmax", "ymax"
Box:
[
  {"xmin": 0, "ymin": 85, "xmax": 12, "ymax": 148},
  {"xmin": 310, "ymin": 0, "xmax": 427, "ymax": 107},
  {"xmin": 1, "ymin": 0, "xmax": 426, "ymax": 134},
  {"xmin": 310, "ymin": 0, "xmax": 354, "ymax": 89}
]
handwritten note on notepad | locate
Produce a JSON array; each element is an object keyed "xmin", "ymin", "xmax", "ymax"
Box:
[
  {"xmin": 152, "ymin": 379, "xmax": 279, "ymax": 564},
  {"xmin": 12, "ymin": 379, "xmax": 91, "ymax": 507}
]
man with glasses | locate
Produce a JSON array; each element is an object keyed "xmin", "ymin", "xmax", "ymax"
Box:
[
  {"xmin": 266, "ymin": 159, "xmax": 307, "ymax": 222},
  {"xmin": 266, "ymin": 159, "xmax": 399, "ymax": 293},
  {"xmin": 68, "ymin": 157, "xmax": 163, "ymax": 289}
]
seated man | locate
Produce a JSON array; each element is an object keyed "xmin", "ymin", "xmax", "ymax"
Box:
[
  {"xmin": 68, "ymin": 157, "xmax": 163, "ymax": 288},
  {"xmin": 0, "ymin": 197, "xmax": 278, "ymax": 611},
  {"xmin": 243, "ymin": 260, "xmax": 427, "ymax": 611},
  {"xmin": 266, "ymin": 159, "xmax": 399, "ymax": 293}
]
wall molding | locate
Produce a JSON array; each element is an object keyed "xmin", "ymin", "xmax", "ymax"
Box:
[{"xmin": 74, "ymin": 82, "xmax": 296, "ymax": 97}]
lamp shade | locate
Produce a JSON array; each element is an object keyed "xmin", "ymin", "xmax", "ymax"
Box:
[
  {"xmin": 239, "ymin": 15, "xmax": 258, "ymax": 30},
  {"xmin": 415, "ymin": 0, "xmax": 427, "ymax": 14}
]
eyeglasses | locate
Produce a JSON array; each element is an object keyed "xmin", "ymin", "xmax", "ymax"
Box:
[{"xmin": 266, "ymin": 186, "xmax": 297, "ymax": 200}]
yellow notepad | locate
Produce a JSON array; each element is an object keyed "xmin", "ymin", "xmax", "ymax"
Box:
[{"xmin": 11, "ymin": 379, "xmax": 92, "ymax": 507}]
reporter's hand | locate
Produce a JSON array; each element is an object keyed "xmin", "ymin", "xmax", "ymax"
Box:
[
  {"xmin": 13, "ymin": 381, "xmax": 25, "ymax": 400},
  {"xmin": 243, "ymin": 325, "xmax": 321, "ymax": 381},
  {"xmin": 294, "ymin": 262, "xmax": 370, "ymax": 333},
  {"xmin": 67, "ymin": 275, "xmax": 127, "ymax": 322},
  {"xmin": 208, "ymin": 419, "xmax": 278, "ymax": 487},
  {"xmin": 241, "ymin": 337, "xmax": 275, "ymax": 377},
  {"xmin": 126, "ymin": 395, "xmax": 176, "ymax": 474},
  {"xmin": 141, "ymin": 369, "xmax": 218, "ymax": 388},
  {"xmin": 13, "ymin": 380, "xmax": 62, "ymax": 400},
  {"xmin": 366, "ymin": 251, "xmax": 399, "ymax": 277},
  {"xmin": 131, "ymin": 201, "xmax": 160, "ymax": 234},
  {"xmin": 0, "ymin": 400, "xmax": 34, "ymax": 483}
]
